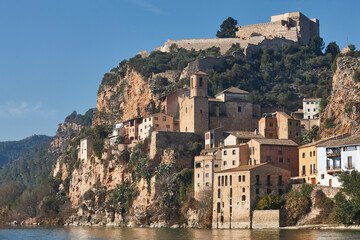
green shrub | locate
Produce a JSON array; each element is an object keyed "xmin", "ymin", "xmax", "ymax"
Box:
[
  {"xmin": 107, "ymin": 180, "xmax": 138, "ymax": 216},
  {"xmin": 256, "ymin": 193, "xmax": 282, "ymax": 210},
  {"xmin": 115, "ymin": 135, "xmax": 125, "ymax": 144},
  {"xmin": 353, "ymin": 70, "xmax": 360, "ymax": 83},
  {"xmin": 93, "ymin": 139, "xmax": 104, "ymax": 159},
  {"xmin": 324, "ymin": 118, "xmax": 335, "ymax": 129}
]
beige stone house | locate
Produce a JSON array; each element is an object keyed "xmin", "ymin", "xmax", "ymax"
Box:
[
  {"xmin": 212, "ymin": 163, "xmax": 291, "ymax": 229},
  {"xmin": 79, "ymin": 137, "xmax": 94, "ymax": 160},
  {"xmin": 179, "ymin": 72, "xmax": 260, "ymax": 134},
  {"xmin": 138, "ymin": 113, "xmax": 175, "ymax": 141},
  {"xmin": 194, "ymin": 148, "xmax": 222, "ymax": 200},
  {"xmin": 224, "ymin": 131, "xmax": 265, "ymax": 146},
  {"xmin": 258, "ymin": 112, "xmax": 301, "ymax": 141}
]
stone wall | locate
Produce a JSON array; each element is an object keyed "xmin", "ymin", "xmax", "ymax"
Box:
[
  {"xmin": 252, "ymin": 210, "xmax": 280, "ymax": 229},
  {"xmin": 149, "ymin": 131, "xmax": 197, "ymax": 158}
]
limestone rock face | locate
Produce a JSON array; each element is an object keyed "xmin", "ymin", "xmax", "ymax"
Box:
[
  {"xmin": 50, "ymin": 122, "xmax": 82, "ymax": 153},
  {"xmin": 94, "ymin": 69, "xmax": 159, "ymax": 125},
  {"xmin": 321, "ymin": 56, "xmax": 360, "ymax": 136}
]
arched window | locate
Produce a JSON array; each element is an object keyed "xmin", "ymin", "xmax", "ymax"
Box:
[
  {"xmin": 242, "ymin": 195, "xmax": 246, "ymax": 201},
  {"xmin": 199, "ymin": 77, "xmax": 203, "ymax": 87}
]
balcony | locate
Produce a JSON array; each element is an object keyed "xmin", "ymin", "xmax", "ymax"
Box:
[
  {"xmin": 327, "ymin": 159, "xmax": 341, "ymax": 174},
  {"xmin": 345, "ymin": 163, "xmax": 354, "ymax": 169}
]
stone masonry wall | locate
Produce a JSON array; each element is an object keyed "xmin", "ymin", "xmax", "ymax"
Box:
[{"xmin": 252, "ymin": 210, "xmax": 280, "ymax": 229}]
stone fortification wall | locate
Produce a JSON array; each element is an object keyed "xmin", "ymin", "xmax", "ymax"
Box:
[
  {"xmin": 252, "ymin": 210, "xmax": 280, "ymax": 229},
  {"xmin": 149, "ymin": 131, "xmax": 197, "ymax": 158},
  {"xmin": 155, "ymin": 36, "xmax": 266, "ymax": 55},
  {"xmin": 237, "ymin": 21, "xmax": 298, "ymax": 43}
]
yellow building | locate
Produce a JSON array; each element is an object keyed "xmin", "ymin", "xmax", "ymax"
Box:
[
  {"xmin": 296, "ymin": 135, "xmax": 347, "ymax": 184},
  {"xmin": 138, "ymin": 113, "xmax": 174, "ymax": 140}
]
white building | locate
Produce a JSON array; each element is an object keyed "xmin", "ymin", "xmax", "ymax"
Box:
[
  {"xmin": 303, "ymin": 98, "xmax": 321, "ymax": 119},
  {"xmin": 317, "ymin": 135, "xmax": 360, "ymax": 187},
  {"xmin": 138, "ymin": 113, "xmax": 174, "ymax": 141},
  {"xmin": 79, "ymin": 137, "xmax": 93, "ymax": 160}
]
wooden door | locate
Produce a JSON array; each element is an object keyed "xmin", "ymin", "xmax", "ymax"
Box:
[{"xmin": 311, "ymin": 178, "xmax": 316, "ymax": 184}]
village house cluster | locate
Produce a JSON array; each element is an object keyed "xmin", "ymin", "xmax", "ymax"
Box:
[{"xmin": 78, "ymin": 68, "xmax": 358, "ymax": 229}]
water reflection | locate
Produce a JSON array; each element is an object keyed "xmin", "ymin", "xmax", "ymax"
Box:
[{"xmin": 1, "ymin": 226, "xmax": 360, "ymax": 240}]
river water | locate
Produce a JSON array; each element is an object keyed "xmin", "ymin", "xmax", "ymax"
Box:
[{"xmin": 1, "ymin": 226, "xmax": 360, "ymax": 240}]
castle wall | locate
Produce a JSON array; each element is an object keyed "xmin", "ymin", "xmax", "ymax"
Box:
[{"xmin": 252, "ymin": 210, "xmax": 280, "ymax": 229}]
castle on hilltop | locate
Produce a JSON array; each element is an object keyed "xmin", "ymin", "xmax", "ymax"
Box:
[{"xmin": 154, "ymin": 12, "xmax": 319, "ymax": 55}]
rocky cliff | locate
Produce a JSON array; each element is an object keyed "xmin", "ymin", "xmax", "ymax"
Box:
[
  {"xmin": 321, "ymin": 53, "xmax": 360, "ymax": 137},
  {"xmin": 94, "ymin": 69, "xmax": 160, "ymax": 126}
]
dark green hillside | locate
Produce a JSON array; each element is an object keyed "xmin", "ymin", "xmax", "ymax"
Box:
[
  {"xmin": 0, "ymin": 135, "xmax": 52, "ymax": 168},
  {"xmin": 0, "ymin": 140, "xmax": 58, "ymax": 188}
]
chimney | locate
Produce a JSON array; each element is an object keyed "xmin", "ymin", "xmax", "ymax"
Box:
[
  {"xmin": 219, "ymin": 139, "xmax": 224, "ymax": 148},
  {"xmin": 254, "ymin": 129, "xmax": 259, "ymax": 135}
]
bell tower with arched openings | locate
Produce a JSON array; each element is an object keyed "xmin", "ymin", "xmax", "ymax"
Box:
[{"xmin": 190, "ymin": 71, "xmax": 208, "ymax": 98}]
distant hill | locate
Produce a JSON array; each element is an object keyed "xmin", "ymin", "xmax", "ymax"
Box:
[{"xmin": 0, "ymin": 135, "xmax": 52, "ymax": 168}]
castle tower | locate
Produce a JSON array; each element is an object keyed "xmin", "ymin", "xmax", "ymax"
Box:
[{"xmin": 190, "ymin": 71, "xmax": 208, "ymax": 98}]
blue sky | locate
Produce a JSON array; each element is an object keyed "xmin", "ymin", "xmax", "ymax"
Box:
[{"xmin": 0, "ymin": 0, "xmax": 359, "ymax": 141}]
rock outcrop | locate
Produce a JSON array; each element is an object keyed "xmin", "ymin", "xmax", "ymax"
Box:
[
  {"xmin": 321, "ymin": 55, "xmax": 360, "ymax": 137},
  {"xmin": 50, "ymin": 122, "xmax": 82, "ymax": 153},
  {"xmin": 94, "ymin": 69, "xmax": 159, "ymax": 126}
]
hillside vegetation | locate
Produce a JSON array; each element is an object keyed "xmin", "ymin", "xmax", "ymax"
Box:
[
  {"xmin": 0, "ymin": 135, "xmax": 51, "ymax": 168},
  {"xmin": 98, "ymin": 36, "xmax": 336, "ymax": 112}
]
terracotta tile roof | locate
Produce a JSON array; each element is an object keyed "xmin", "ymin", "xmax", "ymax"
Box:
[
  {"xmin": 276, "ymin": 111, "xmax": 292, "ymax": 119},
  {"xmin": 215, "ymin": 86, "xmax": 249, "ymax": 97},
  {"xmin": 299, "ymin": 134, "xmax": 349, "ymax": 148},
  {"xmin": 292, "ymin": 109, "xmax": 304, "ymax": 114},
  {"xmin": 193, "ymin": 71, "xmax": 208, "ymax": 75},
  {"xmin": 252, "ymin": 138, "xmax": 298, "ymax": 146},
  {"xmin": 208, "ymin": 98, "xmax": 223, "ymax": 102},
  {"xmin": 226, "ymin": 131, "xmax": 265, "ymax": 139},
  {"xmin": 303, "ymin": 98, "xmax": 321, "ymax": 102},
  {"xmin": 317, "ymin": 134, "xmax": 360, "ymax": 148}
]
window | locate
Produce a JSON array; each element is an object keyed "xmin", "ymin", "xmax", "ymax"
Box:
[
  {"xmin": 197, "ymin": 174, "xmax": 200, "ymax": 178},
  {"xmin": 232, "ymin": 150, "xmax": 236, "ymax": 155},
  {"xmin": 242, "ymin": 175, "xmax": 245, "ymax": 182},
  {"xmin": 197, "ymin": 183, "xmax": 200, "ymax": 186},
  {"xmin": 224, "ymin": 150, "xmax": 227, "ymax": 155},
  {"xmin": 302, "ymin": 153, "xmax": 305, "ymax": 158},
  {"xmin": 155, "ymin": 117, "xmax": 159, "ymax": 120},
  {"xmin": 279, "ymin": 157, "xmax": 284, "ymax": 163},
  {"xmin": 222, "ymin": 176, "xmax": 224, "ymax": 186},
  {"xmin": 218, "ymin": 176, "xmax": 220, "ymax": 186},
  {"xmin": 310, "ymin": 152, "xmax": 312, "ymax": 157},
  {"xmin": 308, "ymin": 116, "xmax": 310, "ymax": 119},
  {"xmin": 307, "ymin": 102, "xmax": 309, "ymax": 104},
  {"xmin": 205, "ymin": 173, "xmax": 209, "ymax": 178},
  {"xmin": 254, "ymin": 160, "xmax": 257, "ymax": 165},
  {"xmin": 313, "ymin": 108, "xmax": 316, "ymax": 111},
  {"xmin": 242, "ymin": 195, "xmax": 246, "ymax": 201},
  {"xmin": 218, "ymin": 189, "xmax": 221, "ymax": 198},
  {"xmin": 166, "ymin": 125, "xmax": 170, "ymax": 128},
  {"xmin": 308, "ymin": 109, "xmax": 310, "ymax": 112},
  {"xmin": 287, "ymin": 158, "xmax": 290, "ymax": 163},
  {"xmin": 302, "ymin": 165, "xmax": 306, "ymax": 176},
  {"xmin": 242, "ymin": 187, "xmax": 245, "ymax": 193},
  {"xmin": 205, "ymin": 133, "xmax": 210, "ymax": 140},
  {"xmin": 199, "ymin": 77, "xmax": 203, "ymax": 87},
  {"xmin": 205, "ymin": 164, "xmax": 209, "ymax": 168},
  {"xmin": 290, "ymin": 122, "xmax": 292, "ymax": 126},
  {"xmin": 230, "ymin": 199, "xmax": 232, "ymax": 205},
  {"xmin": 217, "ymin": 202, "xmax": 220, "ymax": 213},
  {"xmin": 267, "ymin": 175, "xmax": 271, "ymax": 186},
  {"xmin": 200, "ymin": 109, "xmax": 202, "ymax": 113},
  {"xmin": 185, "ymin": 107, "xmax": 187, "ymax": 114},
  {"xmin": 230, "ymin": 175, "xmax": 232, "ymax": 186},
  {"xmin": 296, "ymin": 132, "xmax": 299, "ymax": 136},
  {"xmin": 321, "ymin": 174, "xmax": 325, "ymax": 179},
  {"xmin": 278, "ymin": 147, "xmax": 283, "ymax": 155},
  {"xmin": 223, "ymin": 161, "xmax": 227, "ymax": 166},
  {"xmin": 296, "ymin": 122, "xmax": 299, "ymax": 126},
  {"xmin": 256, "ymin": 188, "xmax": 259, "ymax": 194},
  {"xmin": 310, "ymin": 164, "xmax": 313, "ymax": 174},
  {"xmin": 256, "ymin": 175, "xmax": 260, "ymax": 185},
  {"xmin": 232, "ymin": 160, "xmax": 236, "ymax": 165},
  {"xmin": 205, "ymin": 182, "xmax": 210, "ymax": 187},
  {"xmin": 313, "ymin": 151, "xmax": 316, "ymax": 156},
  {"xmin": 225, "ymin": 176, "xmax": 228, "ymax": 186},
  {"xmin": 266, "ymin": 156, "xmax": 272, "ymax": 162},
  {"xmin": 238, "ymin": 106, "xmax": 242, "ymax": 112},
  {"xmin": 195, "ymin": 162, "xmax": 201, "ymax": 168},
  {"xmin": 270, "ymin": 122, "xmax": 274, "ymax": 127},
  {"xmin": 230, "ymin": 207, "xmax": 232, "ymax": 214},
  {"xmin": 210, "ymin": 133, "xmax": 214, "ymax": 139},
  {"xmin": 230, "ymin": 188, "xmax": 233, "ymax": 198},
  {"xmin": 238, "ymin": 175, "xmax": 242, "ymax": 182},
  {"xmin": 344, "ymin": 146, "xmax": 357, "ymax": 151},
  {"xmin": 215, "ymin": 164, "xmax": 219, "ymax": 168},
  {"xmin": 278, "ymin": 176, "xmax": 283, "ymax": 185}
]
